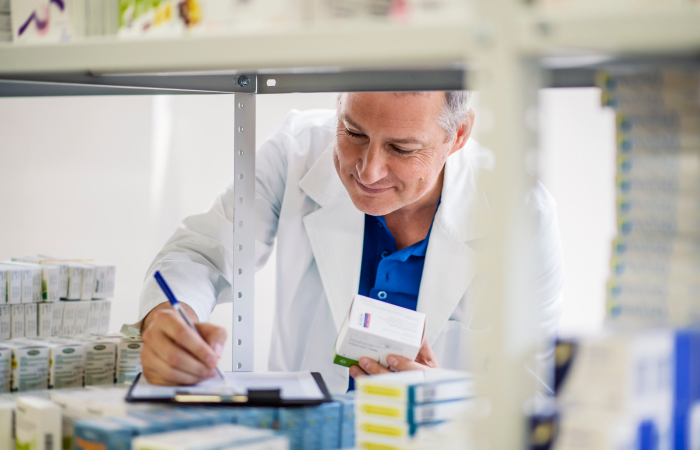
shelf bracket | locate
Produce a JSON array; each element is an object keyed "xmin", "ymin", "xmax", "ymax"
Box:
[{"xmin": 232, "ymin": 89, "xmax": 257, "ymax": 371}]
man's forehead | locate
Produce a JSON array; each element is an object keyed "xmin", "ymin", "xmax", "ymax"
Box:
[{"xmin": 340, "ymin": 92, "xmax": 443, "ymax": 126}]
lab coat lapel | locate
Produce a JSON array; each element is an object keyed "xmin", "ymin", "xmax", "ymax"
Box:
[
  {"xmin": 417, "ymin": 140, "xmax": 490, "ymax": 344},
  {"xmin": 300, "ymin": 146, "xmax": 364, "ymax": 332}
]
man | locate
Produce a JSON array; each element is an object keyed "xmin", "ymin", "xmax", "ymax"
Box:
[{"xmin": 134, "ymin": 91, "xmax": 564, "ymax": 394}]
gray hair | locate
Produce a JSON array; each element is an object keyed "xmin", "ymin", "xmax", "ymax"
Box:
[{"xmin": 337, "ymin": 91, "xmax": 472, "ymax": 139}]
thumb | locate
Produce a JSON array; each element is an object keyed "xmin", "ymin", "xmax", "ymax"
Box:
[
  {"xmin": 194, "ymin": 322, "xmax": 227, "ymax": 358},
  {"xmin": 415, "ymin": 340, "xmax": 439, "ymax": 368}
]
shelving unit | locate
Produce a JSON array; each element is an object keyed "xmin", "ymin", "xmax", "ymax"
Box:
[{"xmin": 2, "ymin": 2, "xmax": 700, "ymax": 447}]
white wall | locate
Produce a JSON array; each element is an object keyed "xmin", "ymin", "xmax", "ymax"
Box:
[{"xmin": 0, "ymin": 88, "xmax": 615, "ymax": 370}]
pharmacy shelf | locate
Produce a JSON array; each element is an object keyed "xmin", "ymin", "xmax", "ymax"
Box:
[
  {"xmin": 0, "ymin": 23, "xmax": 470, "ymax": 75},
  {"xmin": 518, "ymin": 5, "xmax": 700, "ymax": 56}
]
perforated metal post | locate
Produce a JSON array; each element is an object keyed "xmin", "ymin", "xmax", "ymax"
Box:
[{"xmin": 232, "ymin": 92, "xmax": 256, "ymax": 371}]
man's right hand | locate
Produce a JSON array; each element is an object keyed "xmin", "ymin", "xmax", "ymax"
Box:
[{"xmin": 140, "ymin": 302, "xmax": 227, "ymax": 385}]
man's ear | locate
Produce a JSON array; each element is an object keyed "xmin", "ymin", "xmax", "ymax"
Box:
[{"xmin": 449, "ymin": 109, "xmax": 476, "ymax": 156}]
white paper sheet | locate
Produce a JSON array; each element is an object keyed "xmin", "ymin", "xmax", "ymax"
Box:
[{"xmin": 129, "ymin": 371, "xmax": 325, "ymax": 401}]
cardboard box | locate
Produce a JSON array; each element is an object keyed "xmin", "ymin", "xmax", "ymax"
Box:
[
  {"xmin": 0, "ymin": 347, "xmax": 10, "ymax": 392},
  {"xmin": 333, "ymin": 294, "xmax": 425, "ymax": 368},
  {"xmin": 51, "ymin": 302, "xmax": 64, "ymax": 336},
  {"xmin": 0, "ymin": 265, "xmax": 22, "ymax": 304},
  {"xmin": 99, "ymin": 299, "xmax": 111, "ymax": 334},
  {"xmin": 132, "ymin": 424, "xmax": 289, "ymax": 450},
  {"xmin": 0, "ymin": 305, "xmax": 10, "ymax": 340},
  {"xmin": 73, "ymin": 337, "xmax": 117, "ymax": 386},
  {"xmin": 11, "ymin": 304, "xmax": 25, "ymax": 338},
  {"xmin": 31, "ymin": 338, "xmax": 86, "ymax": 389},
  {"xmin": 0, "ymin": 400, "xmax": 13, "ymax": 449},
  {"xmin": 87, "ymin": 301, "xmax": 101, "ymax": 334},
  {"xmin": 90, "ymin": 263, "xmax": 116, "ymax": 299},
  {"xmin": 2, "ymin": 340, "xmax": 50, "ymax": 392},
  {"xmin": 2, "ymin": 261, "xmax": 45, "ymax": 303},
  {"xmin": 38, "ymin": 303, "xmax": 53, "ymax": 337},
  {"xmin": 113, "ymin": 337, "xmax": 142, "ymax": 384},
  {"xmin": 64, "ymin": 263, "xmax": 85, "ymax": 300},
  {"xmin": 61, "ymin": 301, "xmax": 80, "ymax": 335},
  {"xmin": 24, "ymin": 303, "xmax": 38, "ymax": 337},
  {"xmin": 15, "ymin": 396, "xmax": 61, "ymax": 450},
  {"xmin": 12, "ymin": 256, "xmax": 66, "ymax": 301},
  {"xmin": 74, "ymin": 301, "xmax": 91, "ymax": 335}
]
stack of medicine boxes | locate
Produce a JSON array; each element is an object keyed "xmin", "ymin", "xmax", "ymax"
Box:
[{"xmin": 354, "ymin": 370, "xmax": 473, "ymax": 449}]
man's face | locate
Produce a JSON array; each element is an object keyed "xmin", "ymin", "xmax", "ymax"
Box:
[{"xmin": 334, "ymin": 92, "xmax": 464, "ymax": 216}]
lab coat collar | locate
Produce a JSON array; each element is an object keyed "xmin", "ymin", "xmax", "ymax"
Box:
[{"xmin": 299, "ymin": 139, "xmax": 491, "ymax": 340}]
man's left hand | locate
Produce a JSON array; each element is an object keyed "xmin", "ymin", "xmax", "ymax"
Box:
[{"xmin": 349, "ymin": 340, "xmax": 439, "ymax": 379}]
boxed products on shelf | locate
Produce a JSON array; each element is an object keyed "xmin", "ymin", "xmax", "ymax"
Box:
[
  {"xmin": 602, "ymin": 67, "xmax": 700, "ymax": 327},
  {"xmin": 73, "ymin": 336, "xmax": 117, "ymax": 386},
  {"xmin": 3, "ymin": 340, "xmax": 50, "ymax": 392},
  {"xmin": 24, "ymin": 303, "xmax": 37, "ymax": 337},
  {"xmin": 10, "ymin": 304, "xmax": 24, "ymax": 338},
  {"xmin": 354, "ymin": 370, "xmax": 473, "ymax": 449},
  {"xmin": 14, "ymin": 396, "xmax": 61, "ymax": 450},
  {"xmin": 0, "ymin": 265, "xmax": 22, "ymax": 304},
  {"xmin": 0, "ymin": 305, "xmax": 9, "ymax": 340}
]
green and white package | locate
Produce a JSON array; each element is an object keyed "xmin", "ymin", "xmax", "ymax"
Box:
[
  {"xmin": 0, "ymin": 265, "xmax": 22, "ymax": 304},
  {"xmin": 31, "ymin": 338, "xmax": 86, "ymax": 389},
  {"xmin": 3, "ymin": 341, "xmax": 50, "ymax": 392},
  {"xmin": 74, "ymin": 337, "xmax": 117, "ymax": 386}
]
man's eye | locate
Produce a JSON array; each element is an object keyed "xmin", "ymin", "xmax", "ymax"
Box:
[
  {"xmin": 390, "ymin": 145, "xmax": 413, "ymax": 156},
  {"xmin": 345, "ymin": 128, "xmax": 365, "ymax": 139}
]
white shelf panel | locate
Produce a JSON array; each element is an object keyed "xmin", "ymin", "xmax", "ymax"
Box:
[
  {"xmin": 519, "ymin": 5, "xmax": 700, "ymax": 56},
  {"xmin": 0, "ymin": 23, "xmax": 471, "ymax": 75}
]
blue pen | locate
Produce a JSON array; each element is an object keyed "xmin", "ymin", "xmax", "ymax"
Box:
[{"xmin": 154, "ymin": 270, "xmax": 227, "ymax": 383}]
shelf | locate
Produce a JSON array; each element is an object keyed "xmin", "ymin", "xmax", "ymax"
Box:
[
  {"xmin": 518, "ymin": 5, "xmax": 700, "ymax": 57},
  {"xmin": 0, "ymin": 23, "xmax": 471, "ymax": 75}
]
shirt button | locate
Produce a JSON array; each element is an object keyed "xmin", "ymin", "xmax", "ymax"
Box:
[
  {"xmin": 378, "ymin": 291, "xmax": 387, "ymax": 300},
  {"xmin": 381, "ymin": 250, "xmax": 390, "ymax": 259}
]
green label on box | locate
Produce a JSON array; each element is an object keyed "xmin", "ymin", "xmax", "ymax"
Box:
[{"xmin": 333, "ymin": 353, "xmax": 359, "ymax": 368}]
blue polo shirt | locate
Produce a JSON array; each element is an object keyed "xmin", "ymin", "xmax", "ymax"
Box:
[{"xmin": 348, "ymin": 206, "xmax": 437, "ymax": 391}]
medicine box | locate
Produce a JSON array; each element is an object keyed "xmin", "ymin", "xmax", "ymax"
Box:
[
  {"xmin": 74, "ymin": 301, "xmax": 91, "ymax": 334},
  {"xmin": 3, "ymin": 340, "xmax": 50, "ymax": 392},
  {"xmin": 0, "ymin": 265, "xmax": 22, "ymax": 304},
  {"xmin": 51, "ymin": 302, "xmax": 64, "ymax": 336},
  {"xmin": 87, "ymin": 301, "xmax": 101, "ymax": 334},
  {"xmin": 14, "ymin": 256, "xmax": 69, "ymax": 301},
  {"xmin": 132, "ymin": 424, "xmax": 289, "ymax": 450},
  {"xmin": 61, "ymin": 301, "xmax": 80, "ymax": 335},
  {"xmin": 14, "ymin": 396, "xmax": 61, "ymax": 450},
  {"xmin": 100, "ymin": 299, "xmax": 112, "ymax": 334},
  {"xmin": 11, "ymin": 304, "xmax": 24, "ymax": 338},
  {"xmin": 73, "ymin": 336, "xmax": 117, "ymax": 386},
  {"xmin": 0, "ymin": 304, "xmax": 10, "ymax": 340},
  {"xmin": 25, "ymin": 302, "xmax": 38, "ymax": 337},
  {"xmin": 38, "ymin": 302, "xmax": 53, "ymax": 337},
  {"xmin": 333, "ymin": 294, "xmax": 425, "ymax": 369},
  {"xmin": 2, "ymin": 261, "xmax": 45, "ymax": 303},
  {"xmin": 30, "ymin": 338, "xmax": 86, "ymax": 389},
  {"xmin": 0, "ymin": 401, "xmax": 13, "ymax": 449},
  {"xmin": 0, "ymin": 347, "xmax": 10, "ymax": 393}
]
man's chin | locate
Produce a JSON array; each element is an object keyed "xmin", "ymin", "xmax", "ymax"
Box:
[{"xmin": 348, "ymin": 194, "xmax": 399, "ymax": 217}]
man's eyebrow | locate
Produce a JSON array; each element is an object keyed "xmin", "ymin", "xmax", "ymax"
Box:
[{"xmin": 342, "ymin": 114, "xmax": 428, "ymax": 147}]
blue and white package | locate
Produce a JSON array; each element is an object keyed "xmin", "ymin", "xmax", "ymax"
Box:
[
  {"xmin": 673, "ymin": 328, "xmax": 700, "ymax": 450},
  {"xmin": 333, "ymin": 393, "xmax": 356, "ymax": 449},
  {"xmin": 318, "ymin": 402, "xmax": 342, "ymax": 450}
]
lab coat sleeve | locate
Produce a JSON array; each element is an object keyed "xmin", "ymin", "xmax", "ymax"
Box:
[
  {"xmin": 129, "ymin": 121, "xmax": 292, "ymax": 330},
  {"xmin": 527, "ymin": 182, "xmax": 566, "ymax": 393}
]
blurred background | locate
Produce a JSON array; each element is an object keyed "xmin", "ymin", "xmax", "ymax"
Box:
[{"xmin": 0, "ymin": 88, "xmax": 616, "ymax": 371}]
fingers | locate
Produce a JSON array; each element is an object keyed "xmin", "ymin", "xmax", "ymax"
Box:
[
  {"xmin": 358, "ymin": 357, "xmax": 392, "ymax": 376},
  {"xmin": 195, "ymin": 322, "xmax": 227, "ymax": 359},
  {"xmin": 156, "ymin": 309, "xmax": 219, "ymax": 368},
  {"xmin": 386, "ymin": 355, "xmax": 425, "ymax": 372},
  {"xmin": 144, "ymin": 323, "xmax": 214, "ymax": 379},
  {"xmin": 415, "ymin": 340, "xmax": 440, "ymax": 368},
  {"xmin": 349, "ymin": 365, "xmax": 367, "ymax": 379},
  {"xmin": 141, "ymin": 345, "xmax": 216, "ymax": 386}
]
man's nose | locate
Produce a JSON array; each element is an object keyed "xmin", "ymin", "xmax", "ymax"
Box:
[{"xmin": 357, "ymin": 143, "xmax": 388, "ymax": 185}]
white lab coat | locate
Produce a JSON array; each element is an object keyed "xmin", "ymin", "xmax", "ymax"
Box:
[{"xmin": 135, "ymin": 109, "xmax": 565, "ymax": 394}]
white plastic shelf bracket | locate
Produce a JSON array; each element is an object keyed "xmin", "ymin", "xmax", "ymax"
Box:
[{"xmin": 232, "ymin": 92, "xmax": 256, "ymax": 372}]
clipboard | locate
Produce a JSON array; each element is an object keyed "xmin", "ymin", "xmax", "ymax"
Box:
[{"xmin": 125, "ymin": 371, "xmax": 332, "ymax": 407}]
